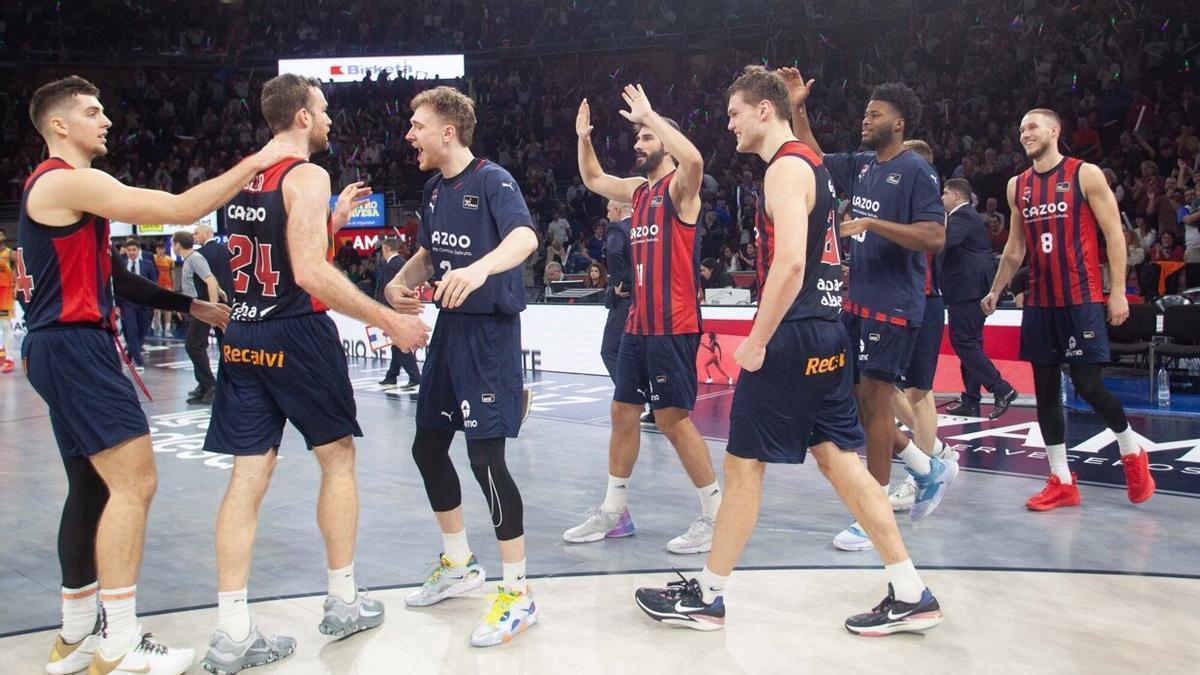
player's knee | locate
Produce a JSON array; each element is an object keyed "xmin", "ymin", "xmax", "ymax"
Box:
[
  {"xmin": 611, "ymin": 401, "xmax": 641, "ymax": 426},
  {"xmin": 722, "ymin": 453, "xmax": 764, "ymax": 483},
  {"xmin": 315, "ymin": 439, "xmax": 355, "ymax": 475},
  {"xmin": 411, "ymin": 428, "xmax": 454, "ymax": 475}
]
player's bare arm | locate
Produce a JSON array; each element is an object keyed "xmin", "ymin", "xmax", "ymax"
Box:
[
  {"xmin": 737, "ymin": 157, "xmax": 812, "ymax": 373},
  {"xmin": 576, "ymin": 98, "xmax": 645, "ymax": 203},
  {"xmin": 779, "ymin": 67, "xmax": 822, "ymax": 156},
  {"xmin": 284, "ymin": 163, "xmax": 430, "ymax": 350},
  {"xmin": 983, "ymin": 177, "xmax": 1028, "ymax": 315},
  {"xmin": 29, "ymin": 138, "xmax": 303, "ymax": 227},
  {"xmin": 840, "ymin": 216, "xmax": 945, "ymax": 253},
  {"xmin": 619, "ymin": 84, "xmax": 704, "ymax": 222},
  {"xmin": 434, "ymin": 227, "xmax": 538, "ymax": 310},
  {"xmin": 1080, "ymin": 162, "xmax": 1129, "ymax": 325}
]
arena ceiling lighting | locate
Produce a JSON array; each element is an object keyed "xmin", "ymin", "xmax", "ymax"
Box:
[{"xmin": 277, "ymin": 54, "xmax": 465, "ymax": 83}]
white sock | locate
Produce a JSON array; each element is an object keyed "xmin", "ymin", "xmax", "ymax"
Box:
[
  {"xmin": 97, "ymin": 586, "xmax": 137, "ymax": 659},
  {"xmin": 502, "ymin": 559, "xmax": 527, "ymax": 593},
  {"xmin": 881, "ymin": 483, "xmax": 890, "ymax": 496},
  {"xmin": 327, "ymin": 563, "xmax": 356, "ymax": 603},
  {"xmin": 697, "ymin": 566, "xmax": 728, "ymax": 604},
  {"xmin": 697, "ymin": 481, "xmax": 722, "ymax": 519},
  {"xmin": 60, "ymin": 583, "xmax": 98, "ymax": 643},
  {"xmin": 899, "ymin": 441, "xmax": 932, "ymax": 476},
  {"xmin": 931, "ymin": 438, "xmax": 946, "ymax": 456},
  {"xmin": 1115, "ymin": 425, "xmax": 1140, "ymax": 457},
  {"xmin": 217, "ymin": 589, "xmax": 251, "ymax": 642},
  {"xmin": 601, "ymin": 474, "xmax": 630, "ymax": 514},
  {"xmin": 1047, "ymin": 443, "xmax": 1072, "ymax": 483},
  {"xmin": 885, "ymin": 559, "xmax": 925, "ymax": 604},
  {"xmin": 442, "ymin": 529, "xmax": 472, "ymax": 566}
]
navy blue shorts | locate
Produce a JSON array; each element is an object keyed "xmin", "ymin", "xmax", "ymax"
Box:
[
  {"xmin": 842, "ymin": 312, "xmax": 920, "ymax": 384},
  {"xmin": 727, "ymin": 320, "xmax": 864, "ymax": 464},
  {"xmin": 613, "ymin": 332, "xmax": 700, "ymax": 410},
  {"xmin": 24, "ymin": 327, "xmax": 149, "ymax": 458},
  {"xmin": 1019, "ymin": 303, "xmax": 1111, "ymax": 365},
  {"xmin": 204, "ymin": 313, "xmax": 362, "ymax": 455},
  {"xmin": 417, "ymin": 311, "xmax": 523, "ymax": 439},
  {"xmin": 902, "ymin": 295, "xmax": 945, "ymax": 391}
]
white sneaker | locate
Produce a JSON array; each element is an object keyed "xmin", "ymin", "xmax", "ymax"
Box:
[
  {"xmin": 705, "ymin": 377, "xmax": 713, "ymax": 384},
  {"xmin": 728, "ymin": 377, "xmax": 734, "ymax": 385},
  {"xmin": 833, "ymin": 521, "xmax": 874, "ymax": 551},
  {"xmin": 934, "ymin": 442, "xmax": 960, "ymax": 465},
  {"xmin": 45, "ymin": 632, "xmax": 97, "ymax": 675},
  {"xmin": 889, "ymin": 476, "xmax": 917, "ymax": 512},
  {"xmin": 405, "ymin": 555, "xmax": 486, "ymax": 607},
  {"xmin": 88, "ymin": 631, "xmax": 194, "ymax": 675},
  {"xmin": 667, "ymin": 516, "xmax": 714, "ymax": 554},
  {"xmin": 562, "ymin": 507, "xmax": 634, "ymax": 543},
  {"xmin": 469, "ymin": 586, "xmax": 538, "ymax": 647}
]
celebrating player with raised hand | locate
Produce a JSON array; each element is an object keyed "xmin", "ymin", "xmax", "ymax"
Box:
[
  {"xmin": 635, "ymin": 65, "xmax": 943, "ymax": 638},
  {"xmin": 565, "ymin": 85, "xmax": 723, "ymax": 556},
  {"xmin": 783, "ymin": 67, "xmax": 958, "ymax": 552}
]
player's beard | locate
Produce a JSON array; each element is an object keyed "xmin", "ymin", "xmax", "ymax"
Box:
[
  {"xmin": 310, "ymin": 124, "xmax": 330, "ymax": 153},
  {"xmin": 862, "ymin": 127, "xmax": 892, "ymax": 150},
  {"xmin": 635, "ymin": 148, "xmax": 665, "ymax": 175},
  {"xmin": 1026, "ymin": 139, "xmax": 1050, "ymax": 161}
]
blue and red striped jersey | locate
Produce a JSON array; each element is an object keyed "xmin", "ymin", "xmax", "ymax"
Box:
[
  {"xmin": 17, "ymin": 159, "xmax": 115, "ymax": 332},
  {"xmin": 756, "ymin": 141, "xmax": 843, "ymax": 323},
  {"xmin": 626, "ymin": 172, "xmax": 701, "ymax": 336},
  {"xmin": 1016, "ymin": 157, "xmax": 1105, "ymax": 307},
  {"xmin": 224, "ymin": 158, "xmax": 331, "ymax": 322}
]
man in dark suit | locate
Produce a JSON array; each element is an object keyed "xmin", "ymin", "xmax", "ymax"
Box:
[
  {"xmin": 117, "ymin": 238, "xmax": 157, "ymax": 370},
  {"xmin": 941, "ymin": 178, "xmax": 1016, "ymax": 418},
  {"xmin": 375, "ymin": 237, "xmax": 421, "ymax": 388},
  {"xmin": 601, "ymin": 200, "xmax": 632, "ymax": 383}
]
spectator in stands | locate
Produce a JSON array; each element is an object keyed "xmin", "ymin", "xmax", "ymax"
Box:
[
  {"xmin": 735, "ymin": 241, "xmax": 756, "ymax": 272},
  {"xmin": 543, "ymin": 261, "xmax": 564, "ymax": 286},
  {"xmin": 584, "ymin": 262, "xmax": 607, "ymax": 290},
  {"xmin": 1125, "ymin": 228, "xmax": 1147, "ymax": 268},
  {"xmin": 335, "ymin": 239, "xmax": 359, "ymax": 270},
  {"xmin": 545, "ymin": 235, "xmax": 568, "ymax": 270},
  {"xmin": 1184, "ymin": 217, "xmax": 1200, "ymax": 264},
  {"xmin": 986, "ymin": 212, "xmax": 1008, "ymax": 255},
  {"xmin": 585, "ymin": 220, "xmax": 607, "ymax": 265},
  {"xmin": 1135, "ymin": 215, "xmax": 1158, "ymax": 251},
  {"xmin": 719, "ymin": 244, "xmax": 736, "ymax": 273},
  {"xmin": 1152, "ymin": 231, "xmax": 1184, "ymax": 261},
  {"xmin": 699, "ymin": 258, "xmax": 734, "ymax": 290},
  {"xmin": 547, "ymin": 207, "xmax": 571, "ymax": 247},
  {"xmin": 1071, "ymin": 116, "xmax": 1103, "ymax": 162}
]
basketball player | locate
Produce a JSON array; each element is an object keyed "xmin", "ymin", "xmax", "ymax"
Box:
[
  {"xmin": 982, "ymin": 108, "xmax": 1154, "ymax": 510},
  {"xmin": 636, "ymin": 66, "xmax": 943, "ymax": 636},
  {"xmin": 21, "ymin": 75, "xmax": 286, "ymax": 675},
  {"xmin": 198, "ymin": 74, "xmax": 431, "ymax": 674},
  {"xmin": 564, "ymin": 86, "xmax": 721, "ymax": 554},
  {"xmin": 783, "ymin": 68, "xmax": 957, "ymax": 551},
  {"xmin": 385, "ymin": 85, "xmax": 539, "ymax": 647},
  {"xmin": 0, "ymin": 229, "xmax": 14, "ymax": 373},
  {"xmin": 887, "ymin": 139, "xmax": 959, "ymax": 512},
  {"xmin": 601, "ymin": 199, "xmax": 633, "ymax": 383},
  {"xmin": 152, "ymin": 241, "xmax": 175, "ymax": 336},
  {"xmin": 701, "ymin": 332, "xmax": 732, "ymax": 385}
]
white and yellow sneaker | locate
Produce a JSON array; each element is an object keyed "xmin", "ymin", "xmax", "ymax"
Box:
[
  {"xmin": 86, "ymin": 631, "xmax": 194, "ymax": 675},
  {"xmin": 46, "ymin": 632, "xmax": 98, "ymax": 675},
  {"xmin": 469, "ymin": 586, "xmax": 538, "ymax": 647}
]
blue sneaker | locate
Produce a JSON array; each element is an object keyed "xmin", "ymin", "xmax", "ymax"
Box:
[{"xmin": 908, "ymin": 455, "xmax": 959, "ymax": 522}]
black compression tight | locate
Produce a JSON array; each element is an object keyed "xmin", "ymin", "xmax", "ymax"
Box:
[
  {"xmin": 59, "ymin": 457, "xmax": 109, "ymax": 589},
  {"xmin": 1032, "ymin": 363, "xmax": 1129, "ymax": 447},
  {"xmin": 411, "ymin": 429, "xmax": 524, "ymax": 541}
]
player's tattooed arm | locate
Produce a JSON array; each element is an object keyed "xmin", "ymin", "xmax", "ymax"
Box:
[
  {"xmin": 285, "ymin": 163, "xmax": 429, "ymax": 350},
  {"xmin": 983, "ymin": 177, "xmax": 1028, "ymax": 315},
  {"xmin": 1080, "ymin": 162, "xmax": 1129, "ymax": 325}
]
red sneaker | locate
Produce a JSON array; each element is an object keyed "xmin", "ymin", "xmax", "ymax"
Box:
[
  {"xmin": 1121, "ymin": 450, "xmax": 1156, "ymax": 504},
  {"xmin": 1025, "ymin": 474, "xmax": 1081, "ymax": 511},
  {"xmin": 0, "ymin": 358, "xmax": 13, "ymax": 374}
]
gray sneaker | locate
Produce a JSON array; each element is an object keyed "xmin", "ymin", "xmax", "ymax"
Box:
[
  {"xmin": 667, "ymin": 515, "xmax": 714, "ymax": 554},
  {"xmin": 562, "ymin": 507, "xmax": 635, "ymax": 543},
  {"xmin": 318, "ymin": 590, "xmax": 384, "ymax": 638},
  {"xmin": 404, "ymin": 554, "xmax": 487, "ymax": 607},
  {"xmin": 200, "ymin": 625, "xmax": 296, "ymax": 675},
  {"xmin": 934, "ymin": 442, "xmax": 961, "ymax": 465},
  {"xmin": 889, "ymin": 475, "xmax": 917, "ymax": 512}
]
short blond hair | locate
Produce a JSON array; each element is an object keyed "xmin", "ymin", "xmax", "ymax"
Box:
[
  {"xmin": 903, "ymin": 139, "xmax": 933, "ymax": 163},
  {"xmin": 410, "ymin": 86, "xmax": 477, "ymax": 147}
]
